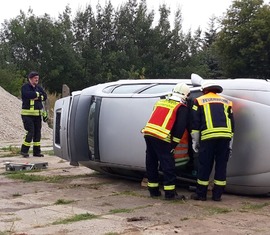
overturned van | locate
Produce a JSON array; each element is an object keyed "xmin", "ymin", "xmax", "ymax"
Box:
[{"xmin": 53, "ymin": 74, "xmax": 270, "ymax": 196}]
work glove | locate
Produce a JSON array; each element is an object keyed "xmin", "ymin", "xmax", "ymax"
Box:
[
  {"xmin": 35, "ymin": 92, "xmax": 44, "ymax": 101},
  {"xmin": 39, "ymin": 93, "xmax": 45, "ymax": 101},
  {"xmin": 42, "ymin": 111, "xmax": 48, "ymax": 122},
  {"xmin": 191, "ymin": 132, "xmax": 200, "ymax": 153}
]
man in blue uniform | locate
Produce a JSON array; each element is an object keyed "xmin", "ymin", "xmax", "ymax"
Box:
[
  {"xmin": 191, "ymin": 81, "xmax": 234, "ymax": 201},
  {"xmin": 20, "ymin": 71, "xmax": 48, "ymax": 158}
]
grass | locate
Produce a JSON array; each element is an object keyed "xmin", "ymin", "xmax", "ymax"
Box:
[
  {"xmin": 66, "ymin": 182, "xmax": 109, "ymax": 190},
  {"xmin": 5, "ymin": 173, "xmax": 61, "ymax": 182},
  {"xmin": 51, "ymin": 204, "xmax": 148, "ymax": 226},
  {"xmin": 0, "ymin": 145, "xmax": 54, "ymax": 157},
  {"xmin": 52, "ymin": 213, "xmax": 98, "ymax": 225},
  {"xmin": 240, "ymin": 202, "xmax": 270, "ymax": 211},
  {"xmin": 0, "ymin": 145, "xmax": 20, "ymax": 153},
  {"xmin": 0, "ymin": 154, "xmax": 18, "ymax": 158},
  {"xmin": 109, "ymin": 208, "xmax": 134, "ymax": 214},
  {"xmin": 206, "ymin": 206, "xmax": 232, "ymax": 215},
  {"xmin": 0, "ymin": 145, "xmax": 52, "ymax": 156},
  {"xmin": 0, "ymin": 231, "xmax": 10, "ymax": 235},
  {"xmin": 166, "ymin": 199, "xmax": 186, "ymax": 204},
  {"xmin": 4, "ymin": 172, "xmax": 93, "ymax": 183},
  {"xmin": 12, "ymin": 192, "xmax": 22, "ymax": 197},
  {"xmin": 54, "ymin": 199, "xmax": 75, "ymax": 205},
  {"xmin": 0, "ymin": 145, "xmax": 21, "ymax": 158},
  {"xmin": 42, "ymin": 150, "xmax": 54, "ymax": 156},
  {"xmin": 112, "ymin": 190, "xmax": 142, "ymax": 197}
]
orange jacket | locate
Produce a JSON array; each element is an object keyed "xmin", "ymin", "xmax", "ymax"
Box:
[{"xmin": 174, "ymin": 129, "xmax": 189, "ymax": 167}]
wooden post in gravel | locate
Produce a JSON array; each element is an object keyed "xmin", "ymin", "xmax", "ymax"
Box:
[{"xmin": 62, "ymin": 84, "xmax": 70, "ymax": 98}]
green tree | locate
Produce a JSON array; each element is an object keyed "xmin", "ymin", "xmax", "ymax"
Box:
[
  {"xmin": 201, "ymin": 17, "xmax": 224, "ymax": 78},
  {"xmin": 114, "ymin": 0, "xmax": 140, "ymax": 78},
  {"xmin": 0, "ymin": 9, "xmax": 39, "ymax": 70},
  {"xmin": 0, "ymin": 69, "xmax": 24, "ymax": 97},
  {"xmin": 96, "ymin": 1, "xmax": 119, "ymax": 81},
  {"xmin": 168, "ymin": 8, "xmax": 191, "ymax": 79},
  {"xmin": 0, "ymin": 7, "xmax": 83, "ymax": 93},
  {"xmin": 215, "ymin": 0, "xmax": 270, "ymax": 78},
  {"xmin": 132, "ymin": 0, "xmax": 154, "ymax": 79},
  {"xmin": 148, "ymin": 4, "xmax": 172, "ymax": 78},
  {"xmin": 73, "ymin": 5, "xmax": 103, "ymax": 86},
  {"xmin": 45, "ymin": 6, "xmax": 84, "ymax": 92}
]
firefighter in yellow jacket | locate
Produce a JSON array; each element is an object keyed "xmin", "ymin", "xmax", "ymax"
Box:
[
  {"xmin": 191, "ymin": 81, "xmax": 234, "ymax": 201},
  {"xmin": 142, "ymin": 83, "xmax": 190, "ymax": 200},
  {"xmin": 20, "ymin": 71, "xmax": 48, "ymax": 158}
]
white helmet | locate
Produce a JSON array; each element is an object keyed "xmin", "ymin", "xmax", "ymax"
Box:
[
  {"xmin": 169, "ymin": 83, "xmax": 190, "ymax": 102},
  {"xmin": 201, "ymin": 81, "xmax": 223, "ymax": 93}
]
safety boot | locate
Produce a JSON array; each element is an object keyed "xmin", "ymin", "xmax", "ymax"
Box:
[
  {"xmin": 20, "ymin": 145, "xmax": 30, "ymax": 158},
  {"xmin": 165, "ymin": 190, "xmax": 186, "ymax": 200},
  {"xmin": 20, "ymin": 152, "xmax": 29, "ymax": 158},
  {"xmin": 148, "ymin": 187, "xmax": 162, "ymax": 198},
  {"xmin": 191, "ymin": 184, "xmax": 207, "ymax": 201},
  {"xmin": 212, "ymin": 184, "xmax": 224, "ymax": 201},
  {"xmin": 33, "ymin": 145, "xmax": 43, "ymax": 157},
  {"xmin": 33, "ymin": 153, "xmax": 44, "ymax": 157}
]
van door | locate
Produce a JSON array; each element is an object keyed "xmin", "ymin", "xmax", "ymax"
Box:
[
  {"xmin": 53, "ymin": 96, "xmax": 71, "ymax": 161},
  {"xmin": 68, "ymin": 93, "xmax": 93, "ymax": 162}
]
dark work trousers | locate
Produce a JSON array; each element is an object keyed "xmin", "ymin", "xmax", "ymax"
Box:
[
  {"xmin": 197, "ymin": 138, "xmax": 230, "ymax": 198},
  {"xmin": 21, "ymin": 115, "xmax": 42, "ymax": 154},
  {"xmin": 144, "ymin": 135, "xmax": 176, "ymax": 189}
]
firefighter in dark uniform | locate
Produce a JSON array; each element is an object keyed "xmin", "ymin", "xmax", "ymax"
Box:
[
  {"xmin": 191, "ymin": 81, "xmax": 234, "ymax": 201},
  {"xmin": 142, "ymin": 83, "xmax": 190, "ymax": 200},
  {"xmin": 20, "ymin": 71, "xmax": 48, "ymax": 158}
]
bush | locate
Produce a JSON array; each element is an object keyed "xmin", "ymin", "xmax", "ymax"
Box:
[
  {"xmin": 0, "ymin": 69, "xmax": 25, "ymax": 97},
  {"xmin": 46, "ymin": 92, "xmax": 61, "ymax": 128}
]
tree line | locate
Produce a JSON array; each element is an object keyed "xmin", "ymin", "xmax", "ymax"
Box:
[{"xmin": 0, "ymin": 0, "xmax": 269, "ymax": 96}]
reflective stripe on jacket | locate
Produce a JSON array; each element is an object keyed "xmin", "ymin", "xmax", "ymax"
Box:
[
  {"xmin": 142, "ymin": 99, "xmax": 181, "ymax": 143},
  {"xmin": 192, "ymin": 92, "xmax": 233, "ymax": 141}
]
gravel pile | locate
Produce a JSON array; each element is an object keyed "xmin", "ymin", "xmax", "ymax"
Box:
[{"xmin": 0, "ymin": 86, "xmax": 53, "ymax": 143}]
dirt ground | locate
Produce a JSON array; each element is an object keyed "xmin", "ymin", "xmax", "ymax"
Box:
[{"xmin": 1, "ymin": 140, "xmax": 270, "ymax": 235}]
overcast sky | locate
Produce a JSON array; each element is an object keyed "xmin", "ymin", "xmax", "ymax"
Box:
[{"xmin": 0, "ymin": 0, "xmax": 238, "ymax": 32}]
